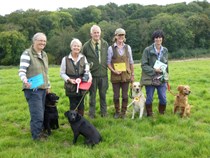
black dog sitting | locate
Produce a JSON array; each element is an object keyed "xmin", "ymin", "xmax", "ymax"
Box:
[
  {"xmin": 44, "ymin": 92, "xmax": 59, "ymax": 135},
  {"xmin": 64, "ymin": 110, "xmax": 102, "ymax": 146}
]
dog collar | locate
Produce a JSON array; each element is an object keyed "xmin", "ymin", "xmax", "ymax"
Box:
[{"xmin": 134, "ymin": 97, "xmax": 140, "ymax": 102}]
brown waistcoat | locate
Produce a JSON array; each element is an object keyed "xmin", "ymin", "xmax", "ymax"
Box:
[{"xmin": 110, "ymin": 45, "xmax": 131, "ymax": 83}]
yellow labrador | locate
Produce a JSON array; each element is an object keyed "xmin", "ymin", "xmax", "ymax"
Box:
[{"xmin": 128, "ymin": 82, "xmax": 146, "ymax": 119}]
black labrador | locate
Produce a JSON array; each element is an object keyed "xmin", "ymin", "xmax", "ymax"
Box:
[
  {"xmin": 64, "ymin": 110, "xmax": 102, "ymax": 146},
  {"xmin": 44, "ymin": 92, "xmax": 59, "ymax": 135}
]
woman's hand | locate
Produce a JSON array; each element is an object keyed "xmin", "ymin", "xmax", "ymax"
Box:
[
  {"xmin": 46, "ymin": 88, "xmax": 50, "ymax": 94},
  {"xmin": 113, "ymin": 70, "xmax": 122, "ymax": 75},
  {"xmin": 23, "ymin": 78, "xmax": 31, "ymax": 88},
  {"xmin": 131, "ymin": 75, "xmax": 134, "ymax": 82},
  {"xmin": 154, "ymin": 68, "xmax": 162, "ymax": 73},
  {"xmin": 88, "ymin": 78, "xmax": 92, "ymax": 83},
  {"xmin": 67, "ymin": 78, "xmax": 76, "ymax": 84}
]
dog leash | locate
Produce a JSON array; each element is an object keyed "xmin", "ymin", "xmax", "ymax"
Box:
[
  {"xmin": 129, "ymin": 83, "xmax": 133, "ymax": 99},
  {"xmin": 167, "ymin": 82, "xmax": 177, "ymax": 96},
  {"xmin": 73, "ymin": 91, "xmax": 88, "ymax": 111}
]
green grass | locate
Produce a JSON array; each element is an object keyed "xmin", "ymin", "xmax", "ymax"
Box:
[{"xmin": 0, "ymin": 59, "xmax": 210, "ymax": 158}]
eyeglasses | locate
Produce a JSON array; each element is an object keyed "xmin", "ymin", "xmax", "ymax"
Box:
[
  {"xmin": 36, "ymin": 39, "xmax": 47, "ymax": 42},
  {"xmin": 117, "ymin": 34, "xmax": 125, "ymax": 36}
]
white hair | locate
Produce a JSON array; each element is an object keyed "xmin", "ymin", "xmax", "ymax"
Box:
[
  {"xmin": 70, "ymin": 38, "xmax": 82, "ymax": 48},
  {"xmin": 32, "ymin": 32, "xmax": 46, "ymax": 43},
  {"xmin": 90, "ymin": 25, "xmax": 101, "ymax": 34}
]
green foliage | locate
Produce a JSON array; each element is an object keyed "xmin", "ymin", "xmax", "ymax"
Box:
[
  {"xmin": 150, "ymin": 13, "xmax": 194, "ymax": 51},
  {"xmin": 0, "ymin": 1, "xmax": 210, "ymax": 65},
  {"xmin": 0, "ymin": 31, "xmax": 27, "ymax": 65},
  {"xmin": 170, "ymin": 48, "xmax": 210, "ymax": 59},
  {"xmin": 0, "ymin": 59, "xmax": 210, "ymax": 157},
  {"xmin": 187, "ymin": 14, "xmax": 210, "ymax": 48},
  {"xmin": 99, "ymin": 20, "xmax": 121, "ymax": 44}
]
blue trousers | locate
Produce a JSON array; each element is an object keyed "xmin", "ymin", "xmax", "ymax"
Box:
[
  {"xmin": 145, "ymin": 83, "xmax": 167, "ymax": 105},
  {"xmin": 24, "ymin": 89, "xmax": 46, "ymax": 139}
]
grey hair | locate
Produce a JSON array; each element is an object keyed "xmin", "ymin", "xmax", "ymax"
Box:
[
  {"xmin": 32, "ymin": 32, "xmax": 46, "ymax": 43},
  {"xmin": 70, "ymin": 38, "xmax": 82, "ymax": 48},
  {"xmin": 90, "ymin": 25, "xmax": 101, "ymax": 34}
]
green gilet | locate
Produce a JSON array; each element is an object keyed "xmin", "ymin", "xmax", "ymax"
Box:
[{"xmin": 23, "ymin": 46, "xmax": 49, "ymax": 89}]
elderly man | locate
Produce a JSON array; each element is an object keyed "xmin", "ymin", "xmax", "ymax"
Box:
[{"xmin": 82, "ymin": 25, "xmax": 109, "ymax": 119}]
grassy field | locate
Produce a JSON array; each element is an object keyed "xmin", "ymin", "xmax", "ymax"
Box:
[{"xmin": 0, "ymin": 59, "xmax": 210, "ymax": 158}]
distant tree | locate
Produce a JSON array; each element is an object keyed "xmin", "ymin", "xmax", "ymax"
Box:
[
  {"xmin": 101, "ymin": 3, "xmax": 126, "ymax": 21},
  {"xmin": 0, "ymin": 1, "xmax": 210, "ymax": 64},
  {"xmin": 187, "ymin": 14, "xmax": 210, "ymax": 48},
  {"xmin": 7, "ymin": 9, "xmax": 41, "ymax": 39},
  {"xmin": 38, "ymin": 14, "xmax": 54, "ymax": 36},
  {"xmin": 89, "ymin": 6, "xmax": 102, "ymax": 23},
  {"xmin": 149, "ymin": 13, "xmax": 194, "ymax": 52},
  {"xmin": 76, "ymin": 23, "xmax": 95, "ymax": 43},
  {"xmin": 46, "ymin": 26, "xmax": 75, "ymax": 64},
  {"xmin": 99, "ymin": 20, "xmax": 121, "ymax": 44},
  {"xmin": 129, "ymin": 5, "xmax": 162, "ymax": 20},
  {"xmin": 123, "ymin": 19, "xmax": 150, "ymax": 60},
  {"xmin": 120, "ymin": 3, "xmax": 143, "ymax": 16},
  {"xmin": 0, "ymin": 31, "xmax": 26, "ymax": 65}
]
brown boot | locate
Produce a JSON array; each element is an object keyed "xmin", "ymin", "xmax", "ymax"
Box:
[
  {"xmin": 158, "ymin": 104, "xmax": 166, "ymax": 115},
  {"xmin": 114, "ymin": 99, "xmax": 120, "ymax": 119},
  {"xmin": 146, "ymin": 104, "xmax": 153, "ymax": 117},
  {"xmin": 121, "ymin": 98, "xmax": 128, "ymax": 119}
]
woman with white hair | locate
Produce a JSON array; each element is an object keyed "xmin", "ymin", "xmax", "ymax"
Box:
[
  {"xmin": 60, "ymin": 38, "xmax": 92, "ymax": 116},
  {"xmin": 18, "ymin": 32, "xmax": 50, "ymax": 140}
]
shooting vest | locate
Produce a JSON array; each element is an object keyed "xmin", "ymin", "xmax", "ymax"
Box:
[{"xmin": 111, "ymin": 45, "xmax": 131, "ymax": 83}]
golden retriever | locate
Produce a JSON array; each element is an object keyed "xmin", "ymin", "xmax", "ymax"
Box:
[
  {"xmin": 128, "ymin": 82, "xmax": 146, "ymax": 119},
  {"xmin": 174, "ymin": 85, "xmax": 191, "ymax": 117}
]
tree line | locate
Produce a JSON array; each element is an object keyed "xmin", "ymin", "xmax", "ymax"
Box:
[{"xmin": 0, "ymin": 1, "xmax": 210, "ymax": 65}]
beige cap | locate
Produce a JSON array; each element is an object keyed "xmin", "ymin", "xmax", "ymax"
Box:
[{"xmin": 115, "ymin": 28, "xmax": 126, "ymax": 35}]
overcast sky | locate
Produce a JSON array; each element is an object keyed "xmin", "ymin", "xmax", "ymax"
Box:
[{"xmin": 0, "ymin": 0, "xmax": 208, "ymax": 16}]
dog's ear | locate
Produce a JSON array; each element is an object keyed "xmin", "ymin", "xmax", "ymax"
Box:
[
  {"xmin": 76, "ymin": 111, "xmax": 81, "ymax": 120},
  {"xmin": 140, "ymin": 83, "xmax": 143, "ymax": 89},
  {"xmin": 46, "ymin": 93, "xmax": 50, "ymax": 98},
  {"xmin": 185, "ymin": 85, "xmax": 190, "ymax": 90},
  {"xmin": 45, "ymin": 94, "xmax": 50, "ymax": 103},
  {"xmin": 177, "ymin": 85, "xmax": 184, "ymax": 92},
  {"xmin": 64, "ymin": 111, "xmax": 69, "ymax": 117}
]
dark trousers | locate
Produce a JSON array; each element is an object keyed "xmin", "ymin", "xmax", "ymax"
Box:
[
  {"xmin": 112, "ymin": 82, "xmax": 129, "ymax": 114},
  {"xmin": 68, "ymin": 95, "xmax": 84, "ymax": 112},
  {"xmin": 24, "ymin": 89, "xmax": 46, "ymax": 139},
  {"xmin": 112, "ymin": 82, "xmax": 129, "ymax": 100},
  {"xmin": 89, "ymin": 76, "xmax": 108, "ymax": 116}
]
